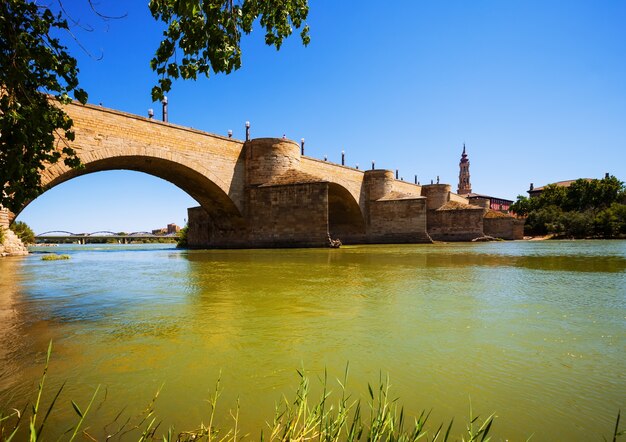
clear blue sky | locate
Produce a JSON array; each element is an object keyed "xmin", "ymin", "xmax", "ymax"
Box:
[{"xmin": 18, "ymin": 1, "xmax": 626, "ymax": 233}]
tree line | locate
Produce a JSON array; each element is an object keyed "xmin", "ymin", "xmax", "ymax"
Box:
[{"xmin": 510, "ymin": 175, "xmax": 626, "ymax": 238}]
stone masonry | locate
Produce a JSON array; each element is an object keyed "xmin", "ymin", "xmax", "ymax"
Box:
[{"xmin": 9, "ymin": 102, "xmax": 523, "ymax": 249}]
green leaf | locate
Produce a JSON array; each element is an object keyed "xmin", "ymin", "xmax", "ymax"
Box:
[{"xmin": 71, "ymin": 400, "xmax": 83, "ymax": 418}]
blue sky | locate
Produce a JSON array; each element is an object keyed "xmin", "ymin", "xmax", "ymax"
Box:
[{"xmin": 18, "ymin": 1, "xmax": 626, "ymax": 233}]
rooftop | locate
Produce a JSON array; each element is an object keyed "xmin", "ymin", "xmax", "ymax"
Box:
[
  {"xmin": 465, "ymin": 193, "xmax": 513, "ymax": 203},
  {"xmin": 529, "ymin": 178, "xmax": 593, "ymax": 193}
]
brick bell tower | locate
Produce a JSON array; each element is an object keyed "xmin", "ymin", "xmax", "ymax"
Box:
[{"xmin": 457, "ymin": 143, "xmax": 471, "ymax": 195}]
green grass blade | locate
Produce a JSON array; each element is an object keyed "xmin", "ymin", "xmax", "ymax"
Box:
[
  {"xmin": 37, "ymin": 380, "xmax": 66, "ymax": 438},
  {"xmin": 613, "ymin": 409, "xmax": 622, "ymax": 442},
  {"xmin": 70, "ymin": 400, "xmax": 83, "ymax": 418},
  {"xmin": 444, "ymin": 418, "xmax": 454, "ymax": 441},
  {"xmin": 68, "ymin": 385, "xmax": 100, "ymax": 442}
]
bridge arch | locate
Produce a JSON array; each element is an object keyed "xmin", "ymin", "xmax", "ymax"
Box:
[
  {"xmin": 19, "ymin": 147, "xmax": 245, "ymax": 230},
  {"xmin": 327, "ymin": 182, "xmax": 366, "ymax": 243}
]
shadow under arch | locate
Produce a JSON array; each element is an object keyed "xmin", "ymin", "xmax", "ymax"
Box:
[
  {"xmin": 16, "ymin": 155, "xmax": 245, "ymax": 230},
  {"xmin": 328, "ymin": 182, "xmax": 366, "ymax": 244}
]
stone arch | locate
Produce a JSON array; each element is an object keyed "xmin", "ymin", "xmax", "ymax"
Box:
[
  {"xmin": 327, "ymin": 182, "xmax": 366, "ymax": 244},
  {"xmin": 18, "ymin": 147, "xmax": 244, "ymax": 230}
]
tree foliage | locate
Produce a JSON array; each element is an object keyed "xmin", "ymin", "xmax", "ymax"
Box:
[
  {"xmin": 510, "ymin": 176, "xmax": 626, "ymax": 238},
  {"xmin": 1, "ymin": 0, "xmax": 310, "ymax": 213},
  {"xmin": 0, "ymin": 0, "xmax": 87, "ymax": 213},
  {"xmin": 149, "ymin": 0, "xmax": 310, "ymax": 100},
  {"xmin": 176, "ymin": 225, "xmax": 189, "ymax": 248},
  {"xmin": 10, "ymin": 220, "xmax": 35, "ymax": 244}
]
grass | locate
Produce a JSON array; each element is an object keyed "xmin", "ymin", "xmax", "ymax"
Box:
[
  {"xmin": 0, "ymin": 346, "xmax": 623, "ymax": 441},
  {"xmin": 40, "ymin": 254, "xmax": 71, "ymax": 261}
]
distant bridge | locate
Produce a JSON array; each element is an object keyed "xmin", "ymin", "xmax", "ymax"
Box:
[{"xmin": 35, "ymin": 230, "xmax": 179, "ymax": 243}]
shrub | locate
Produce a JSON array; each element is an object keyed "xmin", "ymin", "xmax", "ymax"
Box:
[
  {"xmin": 560, "ymin": 210, "xmax": 594, "ymax": 238},
  {"xmin": 41, "ymin": 254, "xmax": 70, "ymax": 261},
  {"xmin": 10, "ymin": 220, "xmax": 35, "ymax": 244},
  {"xmin": 176, "ymin": 225, "xmax": 188, "ymax": 248}
]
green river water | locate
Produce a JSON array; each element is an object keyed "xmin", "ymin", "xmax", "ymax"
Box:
[{"xmin": 0, "ymin": 241, "xmax": 624, "ymax": 441}]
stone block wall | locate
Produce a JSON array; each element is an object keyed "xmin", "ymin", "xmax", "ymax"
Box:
[
  {"xmin": 483, "ymin": 217, "xmax": 525, "ymax": 240},
  {"xmin": 245, "ymin": 138, "xmax": 301, "ymax": 187},
  {"xmin": 186, "ymin": 182, "xmax": 332, "ymax": 248},
  {"xmin": 248, "ymin": 183, "xmax": 330, "ymax": 247},
  {"xmin": 449, "ymin": 193, "xmax": 469, "ymax": 204},
  {"xmin": 299, "ymin": 158, "xmax": 365, "ymax": 209},
  {"xmin": 367, "ymin": 198, "xmax": 431, "ymax": 243},
  {"xmin": 365, "ymin": 170, "xmax": 395, "ymax": 201},
  {"xmin": 427, "ymin": 208, "xmax": 485, "ymax": 241},
  {"xmin": 391, "ymin": 179, "xmax": 422, "ymax": 196},
  {"xmin": 0, "ymin": 207, "xmax": 28, "ymax": 256},
  {"xmin": 0, "ymin": 228, "xmax": 29, "ymax": 256},
  {"xmin": 470, "ymin": 197, "xmax": 490, "ymax": 209},
  {"xmin": 187, "ymin": 207, "xmax": 211, "ymax": 248},
  {"xmin": 421, "ymin": 184, "xmax": 452, "ymax": 210},
  {"xmin": 0, "ymin": 208, "xmax": 9, "ymax": 230}
]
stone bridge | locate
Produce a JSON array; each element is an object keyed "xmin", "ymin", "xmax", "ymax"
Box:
[{"xmin": 4, "ymin": 102, "xmax": 523, "ymax": 248}]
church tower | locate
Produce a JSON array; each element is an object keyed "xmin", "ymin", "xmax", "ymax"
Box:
[{"xmin": 457, "ymin": 143, "xmax": 471, "ymax": 195}]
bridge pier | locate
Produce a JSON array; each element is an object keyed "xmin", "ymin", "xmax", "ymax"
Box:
[{"xmin": 186, "ymin": 138, "xmax": 432, "ymax": 248}]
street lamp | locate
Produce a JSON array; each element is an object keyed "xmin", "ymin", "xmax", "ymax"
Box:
[
  {"xmin": 161, "ymin": 96, "xmax": 168, "ymax": 122},
  {"xmin": 245, "ymin": 121, "xmax": 250, "ymax": 141}
]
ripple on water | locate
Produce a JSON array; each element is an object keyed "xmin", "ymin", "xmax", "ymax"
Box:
[{"xmin": 0, "ymin": 241, "xmax": 624, "ymax": 441}]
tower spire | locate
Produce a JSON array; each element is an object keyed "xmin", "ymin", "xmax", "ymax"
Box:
[{"xmin": 457, "ymin": 144, "xmax": 471, "ymax": 195}]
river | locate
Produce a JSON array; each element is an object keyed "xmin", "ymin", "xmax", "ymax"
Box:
[{"xmin": 0, "ymin": 241, "xmax": 624, "ymax": 440}]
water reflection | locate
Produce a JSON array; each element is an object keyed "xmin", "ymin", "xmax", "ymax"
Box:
[{"xmin": 0, "ymin": 241, "xmax": 624, "ymax": 441}]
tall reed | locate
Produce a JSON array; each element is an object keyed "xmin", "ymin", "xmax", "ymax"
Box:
[{"xmin": 1, "ymin": 350, "xmax": 623, "ymax": 441}]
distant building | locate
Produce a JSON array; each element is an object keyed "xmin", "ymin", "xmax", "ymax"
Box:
[
  {"xmin": 457, "ymin": 144, "xmax": 471, "ymax": 195},
  {"xmin": 466, "ymin": 193, "xmax": 514, "ymax": 212},
  {"xmin": 527, "ymin": 177, "xmax": 598, "ymax": 198},
  {"xmin": 457, "ymin": 145, "xmax": 512, "ymax": 212},
  {"xmin": 151, "ymin": 224, "xmax": 180, "ymax": 235},
  {"xmin": 167, "ymin": 223, "xmax": 181, "ymax": 234}
]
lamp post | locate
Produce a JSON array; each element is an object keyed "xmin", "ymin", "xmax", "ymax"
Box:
[
  {"xmin": 300, "ymin": 138, "xmax": 305, "ymax": 155},
  {"xmin": 228, "ymin": 130, "xmax": 233, "ymax": 138},
  {"xmin": 341, "ymin": 150, "xmax": 345, "ymax": 166},
  {"xmin": 148, "ymin": 108, "xmax": 154, "ymax": 119},
  {"xmin": 161, "ymin": 96, "xmax": 168, "ymax": 122},
  {"xmin": 245, "ymin": 121, "xmax": 250, "ymax": 141}
]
